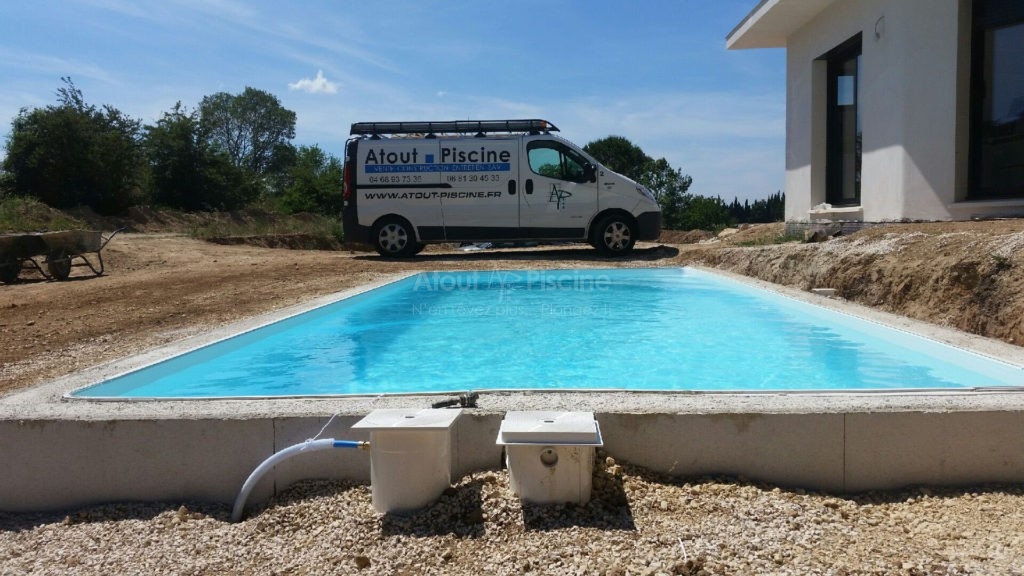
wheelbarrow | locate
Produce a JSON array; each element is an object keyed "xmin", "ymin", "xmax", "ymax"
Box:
[{"xmin": 0, "ymin": 228, "xmax": 123, "ymax": 284}]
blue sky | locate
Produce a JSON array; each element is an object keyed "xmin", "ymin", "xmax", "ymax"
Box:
[{"xmin": 1, "ymin": 0, "xmax": 784, "ymax": 202}]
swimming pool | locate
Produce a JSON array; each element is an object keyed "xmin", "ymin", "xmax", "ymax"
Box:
[{"xmin": 69, "ymin": 267, "xmax": 1024, "ymax": 399}]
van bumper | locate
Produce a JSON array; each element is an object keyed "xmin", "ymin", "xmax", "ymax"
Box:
[
  {"xmin": 342, "ymin": 206, "xmax": 371, "ymax": 244},
  {"xmin": 635, "ymin": 211, "xmax": 662, "ymax": 241}
]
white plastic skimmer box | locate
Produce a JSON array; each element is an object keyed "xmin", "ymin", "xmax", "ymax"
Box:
[
  {"xmin": 497, "ymin": 411, "xmax": 604, "ymax": 505},
  {"xmin": 352, "ymin": 408, "xmax": 461, "ymax": 514}
]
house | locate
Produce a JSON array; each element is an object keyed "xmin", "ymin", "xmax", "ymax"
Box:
[{"xmin": 727, "ymin": 0, "xmax": 1023, "ymax": 232}]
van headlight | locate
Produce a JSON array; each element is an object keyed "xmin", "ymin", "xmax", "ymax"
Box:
[{"xmin": 636, "ymin": 186, "xmax": 657, "ymax": 202}]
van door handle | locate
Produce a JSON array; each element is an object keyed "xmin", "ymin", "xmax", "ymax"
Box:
[
  {"xmin": 525, "ymin": 179, "xmax": 534, "ymax": 194},
  {"xmin": 508, "ymin": 180, "xmax": 516, "ymax": 195}
]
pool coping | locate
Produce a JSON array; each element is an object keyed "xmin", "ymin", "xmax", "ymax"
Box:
[{"xmin": 3, "ymin": 266, "xmax": 1024, "ymax": 512}]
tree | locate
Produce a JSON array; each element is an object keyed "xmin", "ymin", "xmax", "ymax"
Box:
[
  {"xmin": 2, "ymin": 78, "xmax": 143, "ymax": 214},
  {"xmin": 639, "ymin": 157, "xmax": 693, "ymax": 230},
  {"xmin": 143, "ymin": 103, "xmax": 251, "ymax": 210},
  {"xmin": 582, "ymin": 135, "xmax": 742, "ymax": 231},
  {"xmin": 678, "ymin": 195, "xmax": 732, "ymax": 232},
  {"xmin": 275, "ymin": 145, "xmax": 343, "ymax": 215},
  {"xmin": 727, "ymin": 191, "xmax": 785, "ymax": 224},
  {"xmin": 199, "ymin": 88, "xmax": 297, "ymax": 180},
  {"xmin": 583, "ymin": 136, "xmax": 651, "ymax": 180},
  {"xmin": 583, "ymin": 136, "xmax": 695, "ymax": 221},
  {"xmin": 0, "ymin": 167, "xmax": 11, "ymax": 198}
]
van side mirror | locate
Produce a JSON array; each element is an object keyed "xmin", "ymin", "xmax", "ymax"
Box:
[{"xmin": 584, "ymin": 163, "xmax": 597, "ymax": 183}]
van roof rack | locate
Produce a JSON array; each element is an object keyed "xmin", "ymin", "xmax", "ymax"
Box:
[{"xmin": 350, "ymin": 119, "xmax": 558, "ymax": 137}]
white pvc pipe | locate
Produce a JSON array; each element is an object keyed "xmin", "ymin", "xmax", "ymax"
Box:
[{"xmin": 231, "ymin": 439, "xmax": 368, "ymax": 522}]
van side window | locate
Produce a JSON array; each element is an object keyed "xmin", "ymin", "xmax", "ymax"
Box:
[{"xmin": 527, "ymin": 141, "xmax": 588, "ymax": 183}]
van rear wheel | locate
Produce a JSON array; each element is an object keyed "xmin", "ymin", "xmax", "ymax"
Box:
[
  {"xmin": 591, "ymin": 214, "xmax": 636, "ymax": 256},
  {"xmin": 372, "ymin": 217, "xmax": 421, "ymax": 258}
]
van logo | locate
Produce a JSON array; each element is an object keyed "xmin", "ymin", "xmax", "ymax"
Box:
[
  {"xmin": 549, "ymin": 185, "xmax": 572, "ymax": 210},
  {"xmin": 364, "ymin": 148, "xmax": 420, "ymax": 165}
]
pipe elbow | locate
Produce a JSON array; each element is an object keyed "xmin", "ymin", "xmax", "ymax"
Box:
[{"xmin": 231, "ymin": 438, "xmax": 368, "ymax": 522}]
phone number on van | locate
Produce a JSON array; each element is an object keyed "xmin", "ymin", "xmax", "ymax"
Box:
[
  {"xmin": 446, "ymin": 174, "xmax": 502, "ymax": 183},
  {"xmin": 366, "ymin": 175, "xmax": 424, "ymax": 184}
]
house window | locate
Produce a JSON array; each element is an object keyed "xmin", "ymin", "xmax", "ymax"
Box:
[
  {"xmin": 823, "ymin": 35, "xmax": 862, "ymax": 206},
  {"xmin": 970, "ymin": 0, "xmax": 1024, "ymax": 198}
]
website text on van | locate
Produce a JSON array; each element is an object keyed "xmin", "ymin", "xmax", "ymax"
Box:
[{"xmin": 342, "ymin": 119, "xmax": 662, "ymax": 257}]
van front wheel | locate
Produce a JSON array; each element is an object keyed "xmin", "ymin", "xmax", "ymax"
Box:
[
  {"xmin": 372, "ymin": 217, "xmax": 421, "ymax": 258},
  {"xmin": 591, "ymin": 214, "xmax": 636, "ymax": 256}
]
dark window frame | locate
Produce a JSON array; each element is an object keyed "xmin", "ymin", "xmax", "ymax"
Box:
[{"xmin": 822, "ymin": 34, "xmax": 863, "ymax": 207}]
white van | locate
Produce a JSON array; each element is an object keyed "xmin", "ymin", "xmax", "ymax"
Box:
[{"xmin": 342, "ymin": 119, "xmax": 662, "ymax": 257}]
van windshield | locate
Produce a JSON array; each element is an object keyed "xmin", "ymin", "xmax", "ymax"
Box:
[{"xmin": 527, "ymin": 141, "xmax": 589, "ymax": 183}]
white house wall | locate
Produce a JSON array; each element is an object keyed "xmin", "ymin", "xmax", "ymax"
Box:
[{"xmin": 785, "ymin": 0, "xmax": 965, "ymax": 222}]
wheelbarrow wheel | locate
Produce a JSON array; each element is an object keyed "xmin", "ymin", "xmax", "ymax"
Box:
[
  {"xmin": 0, "ymin": 254, "xmax": 20, "ymax": 284},
  {"xmin": 47, "ymin": 250, "xmax": 72, "ymax": 281}
]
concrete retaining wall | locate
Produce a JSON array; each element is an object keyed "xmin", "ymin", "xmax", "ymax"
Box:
[{"xmin": 3, "ymin": 409, "xmax": 1023, "ymax": 513}]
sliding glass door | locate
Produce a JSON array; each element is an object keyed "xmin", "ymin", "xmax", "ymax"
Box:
[
  {"xmin": 971, "ymin": 0, "xmax": 1024, "ymax": 198},
  {"xmin": 825, "ymin": 36, "xmax": 862, "ymax": 206}
]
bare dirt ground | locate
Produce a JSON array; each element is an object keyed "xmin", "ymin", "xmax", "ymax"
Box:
[{"xmin": 3, "ymin": 220, "xmax": 1024, "ymax": 574}]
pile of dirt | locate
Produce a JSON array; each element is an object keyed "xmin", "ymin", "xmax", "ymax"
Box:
[
  {"xmin": 0, "ymin": 199, "xmax": 87, "ymax": 234},
  {"xmin": 205, "ymin": 233, "xmax": 343, "ymax": 251},
  {"xmin": 657, "ymin": 229, "xmax": 715, "ymax": 244},
  {"xmin": 700, "ymin": 220, "xmax": 1024, "ymax": 345},
  {"xmin": 62, "ymin": 205, "xmax": 326, "ymax": 235}
]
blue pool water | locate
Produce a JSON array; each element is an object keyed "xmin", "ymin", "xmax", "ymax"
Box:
[{"xmin": 70, "ymin": 268, "xmax": 1024, "ymax": 398}]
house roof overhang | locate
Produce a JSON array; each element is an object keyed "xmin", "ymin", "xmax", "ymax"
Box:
[{"xmin": 726, "ymin": 0, "xmax": 841, "ymax": 49}]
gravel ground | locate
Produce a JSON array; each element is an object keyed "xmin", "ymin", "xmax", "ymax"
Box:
[{"xmin": 3, "ymin": 453, "xmax": 1023, "ymax": 575}]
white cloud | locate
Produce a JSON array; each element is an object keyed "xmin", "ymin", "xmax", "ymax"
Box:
[{"xmin": 288, "ymin": 70, "xmax": 338, "ymax": 94}]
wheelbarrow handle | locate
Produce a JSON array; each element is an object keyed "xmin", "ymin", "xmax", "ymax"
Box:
[{"xmin": 100, "ymin": 226, "xmax": 128, "ymax": 250}]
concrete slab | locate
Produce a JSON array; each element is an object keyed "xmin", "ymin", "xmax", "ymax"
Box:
[
  {"xmin": 598, "ymin": 412, "xmax": 846, "ymax": 492},
  {"xmin": 0, "ymin": 418, "xmax": 269, "ymax": 511},
  {"xmin": 845, "ymin": 411, "xmax": 1024, "ymax": 491}
]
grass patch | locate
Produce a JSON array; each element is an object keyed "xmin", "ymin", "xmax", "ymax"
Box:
[
  {"xmin": 1, "ymin": 197, "xmax": 347, "ymax": 250},
  {"xmin": 0, "ymin": 197, "xmax": 86, "ymax": 233},
  {"xmin": 184, "ymin": 210, "xmax": 345, "ymax": 245}
]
